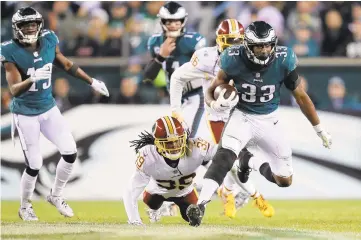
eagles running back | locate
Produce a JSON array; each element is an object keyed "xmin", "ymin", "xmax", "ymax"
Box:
[
  {"xmin": 220, "ymin": 45, "xmax": 297, "ymax": 114},
  {"xmin": 170, "ymin": 19, "xmax": 275, "ymax": 220},
  {"xmin": 187, "ymin": 21, "xmax": 331, "ymax": 227}
]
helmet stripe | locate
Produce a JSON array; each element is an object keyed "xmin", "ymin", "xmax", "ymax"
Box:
[
  {"xmin": 169, "ymin": 117, "xmax": 177, "ymax": 134},
  {"xmin": 229, "ymin": 19, "xmax": 236, "ymax": 34},
  {"xmin": 164, "ymin": 116, "xmax": 175, "ymax": 134},
  {"xmin": 160, "ymin": 117, "xmax": 171, "ymax": 136},
  {"xmin": 231, "ymin": 19, "xmax": 239, "ymax": 33}
]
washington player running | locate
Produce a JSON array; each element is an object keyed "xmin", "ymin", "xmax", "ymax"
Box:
[
  {"xmin": 187, "ymin": 21, "xmax": 332, "ymax": 227},
  {"xmin": 144, "ymin": 2, "xmax": 206, "ymax": 138},
  {"xmin": 124, "ymin": 116, "xmax": 215, "ymax": 225},
  {"xmin": 1, "ymin": 7, "xmax": 109, "ymax": 221},
  {"xmin": 170, "ymin": 19, "xmax": 274, "ymax": 219}
]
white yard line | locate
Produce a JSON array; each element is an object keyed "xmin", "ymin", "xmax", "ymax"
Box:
[{"xmin": 1, "ymin": 223, "xmax": 360, "ymax": 240}]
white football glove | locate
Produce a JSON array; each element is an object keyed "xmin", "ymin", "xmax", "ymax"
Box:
[
  {"xmin": 313, "ymin": 124, "xmax": 332, "ymax": 149},
  {"xmin": 210, "ymin": 89, "xmax": 239, "ymax": 112},
  {"xmin": 29, "ymin": 65, "xmax": 52, "ymax": 83},
  {"xmin": 91, "ymin": 78, "xmax": 109, "ymax": 97},
  {"xmin": 128, "ymin": 220, "xmax": 144, "ymax": 226}
]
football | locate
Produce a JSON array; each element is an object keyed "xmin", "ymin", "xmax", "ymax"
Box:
[{"xmin": 213, "ymin": 84, "xmax": 237, "ymax": 100}]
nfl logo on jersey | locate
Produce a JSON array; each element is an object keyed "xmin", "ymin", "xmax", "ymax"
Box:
[{"xmin": 254, "ymin": 72, "xmax": 263, "ymax": 82}]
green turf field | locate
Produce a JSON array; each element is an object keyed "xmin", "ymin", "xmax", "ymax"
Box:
[{"xmin": 2, "ymin": 200, "xmax": 361, "ymax": 240}]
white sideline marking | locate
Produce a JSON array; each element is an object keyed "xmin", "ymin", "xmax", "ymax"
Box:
[{"xmin": 1, "ymin": 223, "xmax": 360, "ymax": 240}]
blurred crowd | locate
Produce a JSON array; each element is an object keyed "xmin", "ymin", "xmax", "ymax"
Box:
[
  {"xmin": 1, "ymin": 1, "xmax": 361, "ymax": 116},
  {"xmin": 2, "ymin": 1, "xmax": 361, "ymax": 58}
]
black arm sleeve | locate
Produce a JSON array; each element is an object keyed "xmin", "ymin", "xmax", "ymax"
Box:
[
  {"xmin": 144, "ymin": 55, "xmax": 165, "ymax": 81},
  {"xmin": 284, "ymin": 68, "xmax": 300, "ymax": 91}
]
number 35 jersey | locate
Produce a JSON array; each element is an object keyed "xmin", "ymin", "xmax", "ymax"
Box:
[
  {"xmin": 220, "ymin": 45, "xmax": 298, "ymax": 114},
  {"xmin": 0, "ymin": 30, "xmax": 59, "ymax": 116},
  {"xmin": 135, "ymin": 138, "xmax": 215, "ymax": 198}
]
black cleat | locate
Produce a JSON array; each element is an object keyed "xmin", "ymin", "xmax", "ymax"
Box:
[
  {"xmin": 186, "ymin": 201, "xmax": 207, "ymax": 227},
  {"xmin": 237, "ymin": 149, "xmax": 253, "ymax": 183}
]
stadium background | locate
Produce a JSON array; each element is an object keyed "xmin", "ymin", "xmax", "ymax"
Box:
[{"xmin": 1, "ymin": 1, "xmax": 361, "ymax": 200}]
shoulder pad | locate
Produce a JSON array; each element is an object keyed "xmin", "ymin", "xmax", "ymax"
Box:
[
  {"xmin": 41, "ymin": 30, "xmax": 59, "ymax": 46},
  {"xmin": 0, "ymin": 40, "xmax": 17, "ymax": 63},
  {"xmin": 191, "ymin": 46, "xmax": 218, "ymax": 73},
  {"xmin": 136, "ymin": 145, "xmax": 160, "ymax": 173},
  {"xmin": 147, "ymin": 34, "xmax": 161, "ymax": 47},
  {"xmin": 276, "ymin": 46, "xmax": 298, "ymax": 73},
  {"xmin": 183, "ymin": 32, "xmax": 206, "ymax": 50},
  {"xmin": 147, "ymin": 35, "xmax": 162, "ymax": 57},
  {"xmin": 219, "ymin": 45, "xmax": 242, "ymax": 76},
  {"xmin": 187, "ymin": 138, "xmax": 210, "ymax": 157}
]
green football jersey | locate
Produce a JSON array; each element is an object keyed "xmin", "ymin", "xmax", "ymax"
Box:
[
  {"xmin": 147, "ymin": 32, "xmax": 206, "ymax": 89},
  {"xmin": 220, "ymin": 45, "xmax": 298, "ymax": 114},
  {"xmin": 1, "ymin": 30, "xmax": 59, "ymax": 116}
]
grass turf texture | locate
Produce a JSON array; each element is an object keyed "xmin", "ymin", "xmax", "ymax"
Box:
[{"xmin": 2, "ymin": 200, "xmax": 361, "ymax": 240}]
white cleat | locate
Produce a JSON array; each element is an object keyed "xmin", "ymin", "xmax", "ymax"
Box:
[
  {"xmin": 159, "ymin": 202, "xmax": 178, "ymax": 217},
  {"xmin": 46, "ymin": 194, "xmax": 74, "ymax": 217},
  {"xmin": 146, "ymin": 208, "xmax": 162, "ymax": 223},
  {"xmin": 18, "ymin": 206, "xmax": 38, "ymax": 221},
  {"xmin": 234, "ymin": 192, "xmax": 250, "ymax": 210}
]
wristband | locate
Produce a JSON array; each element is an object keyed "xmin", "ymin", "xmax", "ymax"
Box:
[
  {"xmin": 155, "ymin": 54, "xmax": 166, "ymax": 63},
  {"xmin": 67, "ymin": 63, "xmax": 79, "ymax": 76},
  {"xmin": 313, "ymin": 124, "xmax": 323, "ymax": 133}
]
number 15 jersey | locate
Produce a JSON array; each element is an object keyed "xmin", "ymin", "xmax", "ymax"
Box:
[{"xmin": 219, "ymin": 45, "xmax": 298, "ymax": 114}]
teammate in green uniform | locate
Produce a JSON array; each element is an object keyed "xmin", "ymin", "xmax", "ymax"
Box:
[{"xmin": 1, "ymin": 7, "xmax": 109, "ymax": 221}]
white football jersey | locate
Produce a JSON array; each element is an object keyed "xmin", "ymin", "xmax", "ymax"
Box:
[
  {"xmin": 123, "ymin": 138, "xmax": 216, "ymax": 223},
  {"xmin": 170, "ymin": 46, "xmax": 230, "ymax": 122},
  {"xmin": 192, "ymin": 46, "xmax": 231, "ymax": 122},
  {"xmin": 138, "ymin": 138, "xmax": 214, "ymax": 198}
]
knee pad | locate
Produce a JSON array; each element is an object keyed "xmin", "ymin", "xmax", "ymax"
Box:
[
  {"xmin": 25, "ymin": 166, "xmax": 39, "ymax": 177},
  {"xmin": 62, "ymin": 152, "xmax": 77, "ymax": 164},
  {"xmin": 204, "ymin": 148, "xmax": 237, "ymax": 185}
]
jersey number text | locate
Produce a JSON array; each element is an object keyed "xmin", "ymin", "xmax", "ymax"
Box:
[
  {"xmin": 156, "ymin": 172, "xmax": 196, "ymax": 190},
  {"xmin": 27, "ymin": 63, "xmax": 52, "ymax": 92},
  {"xmin": 241, "ymin": 84, "xmax": 276, "ymax": 103}
]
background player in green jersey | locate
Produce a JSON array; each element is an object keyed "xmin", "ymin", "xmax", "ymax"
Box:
[{"xmin": 144, "ymin": 2, "xmax": 207, "ymax": 140}]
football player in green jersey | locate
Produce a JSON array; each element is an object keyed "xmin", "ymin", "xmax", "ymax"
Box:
[
  {"xmin": 186, "ymin": 21, "xmax": 332, "ymax": 227},
  {"xmin": 1, "ymin": 7, "xmax": 109, "ymax": 221}
]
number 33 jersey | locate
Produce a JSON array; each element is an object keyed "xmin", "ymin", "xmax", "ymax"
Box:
[
  {"xmin": 219, "ymin": 45, "xmax": 298, "ymax": 114},
  {"xmin": 133, "ymin": 138, "xmax": 215, "ymax": 198},
  {"xmin": 0, "ymin": 30, "xmax": 58, "ymax": 116}
]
